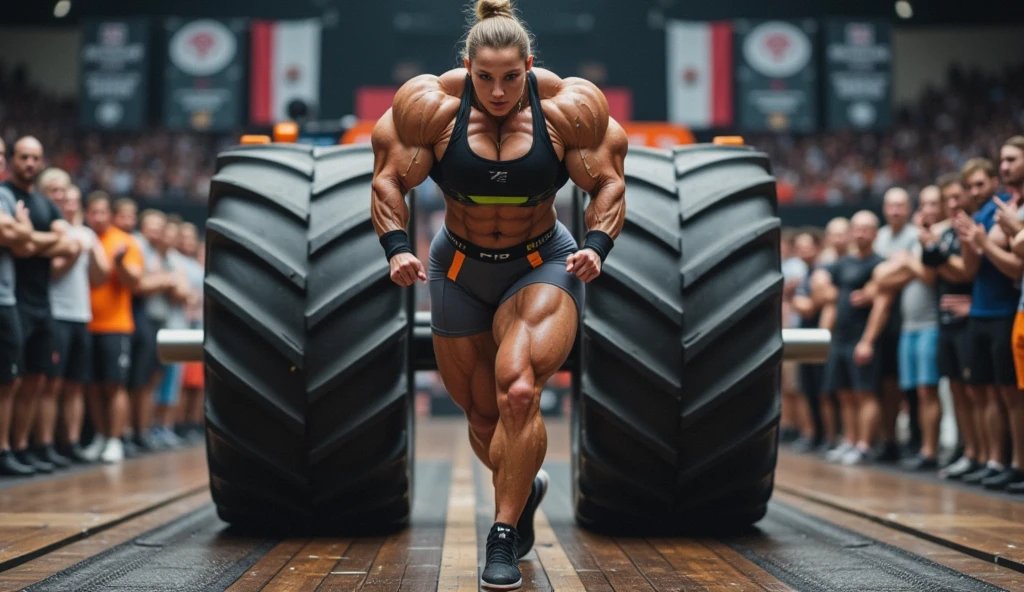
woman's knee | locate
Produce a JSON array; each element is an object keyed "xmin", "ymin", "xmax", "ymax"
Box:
[{"xmin": 498, "ymin": 378, "xmax": 538, "ymax": 421}]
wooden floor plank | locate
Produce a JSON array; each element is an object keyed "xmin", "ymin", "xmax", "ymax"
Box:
[
  {"xmin": 437, "ymin": 436, "xmax": 478, "ymax": 592},
  {"xmin": 0, "ymin": 492, "xmax": 211, "ymax": 592},
  {"xmin": 648, "ymin": 538, "xmax": 771, "ymax": 592},
  {"xmin": 776, "ymin": 451, "xmax": 1024, "ymax": 570},
  {"xmin": 317, "ymin": 537, "xmax": 385, "ymax": 590},
  {"xmin": 533, "ymin": 508, "xmax": 586, "ymax": 592},
  {"xmin": 699, "ymin": 540, "xmax": 798, "ymax": 592},
  {"xmin": 224, "ymin": 540, "xmax": 308, "ymax": 592},
  {"xmin": 616, "ymin": 537, "xmax": 700, "ymax": 591},
  {"xmin": 775, "ymin": 491, "xmax": 1024, "ymax": 591},
  {"xmin": 260, "ymin": 539, "xmax": 353, "ymax": 592},
  {"xmin": 549, "ymin": 524, "xmax": 614, "ymax": 592},
  {"xmin": 0, "ymin": 447, "xmax": 208, "ymax": 570},
  {"xmin": 576, "ymin": 529, "xmax": 657, "ymax": 591}
]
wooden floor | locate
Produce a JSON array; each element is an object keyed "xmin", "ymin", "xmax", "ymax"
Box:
[{"xmin": 1, "ymin": 418, "xmax": 1023, "ymax": 591}]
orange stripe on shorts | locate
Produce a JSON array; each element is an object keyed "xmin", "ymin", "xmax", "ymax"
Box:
[
  {"xmin": 527, "ymin": 251, "xmax": 543, "ymax": 268},
  {"xmin": 447, "ymin": 251, "xmax": 466, "ymax": 281}
]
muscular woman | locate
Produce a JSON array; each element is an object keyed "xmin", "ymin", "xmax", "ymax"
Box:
[{"xmin": 370, "ymin": 0, "xmax": 627, "ymax": 588}]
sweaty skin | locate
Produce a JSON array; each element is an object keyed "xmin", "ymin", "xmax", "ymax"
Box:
[{"xmin": 371, "ymin": 56, "xmax": 627, "ymax": 528}]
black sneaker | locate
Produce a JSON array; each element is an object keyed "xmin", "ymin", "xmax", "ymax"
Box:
[
  {"xmin": 0, "ymin": 449, "xmax": 35, "ymax": 476},
  {"xmin": 963, "ymin": 465, "xmax": 1001, "ymax": 485},
  {"xmin": 66, "ymin": 442, "xmax": 92, "ymax": 464},
  {"xmin": 14, "ymin": 448, "xmax": 54, "ymax": 474},
  {"xmin": 35, "ymin": 444, "xmax": 71, "ymax": 469},
  {"xmin": 939, "ymin": 457, "xmax": 980, "ymax": 480},
  {"xmin": 982, "ymin": 468, "xmax": 1024, "ymax": 490},
  {"xmin": 1007, "ymin": 479, "xmax": 1024, "ymax": 494},
  {"xmin": 875, "ymin": 442, "xmax": 902, "ymax": 463},
  {"xmin": 900, "ymin": 455, "xmax": 938, "ymax": 471},
  {"xmin": 515, "ymin": 469, "xmax": 549, "ymax": 559},
  {"xmin": 791, "ymin": 436, "xmax": 818, "ymax": 454},
  {"xmin": 481, "ymin": 523, "xmax": 522, "ymax": 590},
  {"xmin": 121, "ymin": 437, "xmax": 139, "ymax": 459}
]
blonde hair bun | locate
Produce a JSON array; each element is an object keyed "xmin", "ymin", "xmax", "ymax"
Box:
[{"xmin": 476, "ymin": 0, "xmax": 514, "ymax": 21}]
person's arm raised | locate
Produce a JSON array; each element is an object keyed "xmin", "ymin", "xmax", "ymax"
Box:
[{"xmin": 371, "ymin": 74, "xmax": 456, "ymax": 286}]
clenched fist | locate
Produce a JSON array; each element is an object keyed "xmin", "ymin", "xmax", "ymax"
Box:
[
  {"xmin": 390, "ymin": 252, "xmax": 427, "ymax": 286},
  {"xmin": 566, "ymin": 248, "xmax": 602, "ymax": 283}
]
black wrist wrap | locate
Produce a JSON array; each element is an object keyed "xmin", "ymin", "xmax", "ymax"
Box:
[
  {"xmin": 583, "ymin": 230, "xmax": 614, "ymax": 262},
  {"xmin": 380, "ymin": 230, "xmax": 413, "ymax": 261}
]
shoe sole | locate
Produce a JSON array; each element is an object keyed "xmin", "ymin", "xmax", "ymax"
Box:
[{"xmin": 480, "ymin": 578, "xmax": 523, "ymax": 590}]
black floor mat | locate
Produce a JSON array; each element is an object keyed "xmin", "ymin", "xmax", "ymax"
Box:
[
  {"xmin": 23, "ymin": 504, "xmax": 276, "ymax": 592},
  {"xmin": 723, "ymin": 502, "xmax": 1010, "ymax": 592}
]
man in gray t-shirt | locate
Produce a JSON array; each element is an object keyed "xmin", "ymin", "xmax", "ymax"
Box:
[
  {"xmin": 876, "ymin": 186, "xmax": 945, "ymax": 469},
  {"xmin": 872, "ymin": 187, "xmax": 920, "ymax": 461}
]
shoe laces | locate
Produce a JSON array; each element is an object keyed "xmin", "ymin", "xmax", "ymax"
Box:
[{"xmin": 486, "ymin": 525, "xmax": 519, "ymax": 565}]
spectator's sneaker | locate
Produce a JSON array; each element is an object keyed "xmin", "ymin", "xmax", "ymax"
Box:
[
  {"xmin": 840, "ymin": 446, "xmax": 871, "ymax": 466},
  {"xmin": 790, "ymin": 436, "xmax": 818, "ymax": 454},
  {"xmin": 900, "ymin": 455, "xmax": 938, "ymax": 471},
  {"xmin": 80, "ymin": 436, "xmax": 105, "ymax": 462},
  {"xmin": 133, "ymin": 432, "xmax": 161, "ymax": 453},
  {"xmin": 159, "ymin": 427, "xmax": 184, "ymax": 449},
  {"xmin": 0, "ymin": 449, "xmax": 35, "ymax": 476},
  {"xmin": 481, "ymin": 523, "xmax": 522, "ymax": 590},
  {"xmin": 66, "ymin": 442, "xmax": 93, "ymax": 464},
  {"xmin": 874, "ymin": 442, "xmax": 902, "ymax": 463},
  {"xmin": 825, "ymin": 442, "xmax": 854, "ymax": 463},
  {"xmin": 14, "ymin": 448, "xmax": 54, "ymax": 474},
  {"xmin": 982, "ymin": 468, "xmax": 1024, "ymax": 490},
  {"xmin": 515, "ymin": 469, "xmax": 549, "ymax": 559},
  {"xmin": 121, "ymin": 437, "xmax": 139, "ymax": 459},
  {"xmin": 100, "ymin": 438, "xmax": 124, "ymax": 463},
  {"xmin": 962, "ymin": 464, "xmax": 1001, "ymax": 485},
  {"xmin": 35, "ymin": 444, "xmax": 71, "ymax": 469},
  {"xmin": 1007, "ymin": 479, "xmax": 1024, "ymax": 494},
  {"xmin": 939, "ymin": 456, "xmax": 979, "ymax": 480}
]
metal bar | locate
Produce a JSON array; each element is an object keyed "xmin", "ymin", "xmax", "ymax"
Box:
[
  {"xmin": 156, "ymin": 329, "xmax": 205, "ymax": 363},
  {"xmin": 159, "ymin": 322, "xmax": 831, "ymax": 365},
  {"xmin": 781, "ymin": 328, "xmax": 831, "ymax": 363}
]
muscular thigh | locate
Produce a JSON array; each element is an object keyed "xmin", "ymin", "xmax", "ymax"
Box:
[
  {"xmin": 493, "ymin": 283, "xmax": 578, "ymax": 391},
  {"xmin": 433, "ymin": 331, "xmax": 500, "ymax": 419}
]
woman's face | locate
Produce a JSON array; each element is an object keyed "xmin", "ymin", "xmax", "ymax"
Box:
[{"xmin": 465, "ymin": 46, "xmax": 533, "ymax": 117}]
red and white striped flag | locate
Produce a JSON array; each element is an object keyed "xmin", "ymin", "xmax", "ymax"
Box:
[
  {"xmin": 665, "ymin": 20, "xmax": 733, "ymax": 129},
  {"xmin": 249, "ymin": 19, "xmax": 322, "ymax": 125}
]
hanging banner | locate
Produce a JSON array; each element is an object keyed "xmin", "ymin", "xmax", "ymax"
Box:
[
  {"xmin": 163, "ymin": 18, "xmax": 246, "ymax": 132},
  {"xmin": 79, "ymin": 19, "xmax": 150, "ymax": 130},
  {"xmin": 825, "ymin": 20, "xmax": 893, "ymax": 131},
  {"xmin": 734, "ymin": 19, "xmax": 818, "ymax": 133},
  {"xmin": 665, "ymin": 20, "xmax": 734, "ymax": 129}
]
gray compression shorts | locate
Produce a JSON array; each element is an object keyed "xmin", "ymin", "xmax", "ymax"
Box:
[{"xmin": 428, "ymin": 221, "xmax": 585, "ymax": 338}]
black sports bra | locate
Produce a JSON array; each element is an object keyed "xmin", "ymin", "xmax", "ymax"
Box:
[{"xmin": 428, "ymin": 70, "xmax": 571, "ymax": 207}]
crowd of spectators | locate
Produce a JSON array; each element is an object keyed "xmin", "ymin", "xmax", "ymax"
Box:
[
  {"xmin": 779, "ymin": 135, "xmax": 1024, "ymax": 494},
  {"xmin": 0, "ymin": 133, "xmax": 205, "ymax": 476}
]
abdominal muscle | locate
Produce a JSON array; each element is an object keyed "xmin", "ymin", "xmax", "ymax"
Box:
[
  {"xmin": 442, "ymin": 197, "xmax": 557, "ymax": 247},
  {"xmin": 434, "ymin": 103, "xmax": 563, "ymax": 248}
]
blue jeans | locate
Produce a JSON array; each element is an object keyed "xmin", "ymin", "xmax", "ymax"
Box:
[{"xmin": 899, "ymin": 326, "xmax": 939, "ymax": 390}]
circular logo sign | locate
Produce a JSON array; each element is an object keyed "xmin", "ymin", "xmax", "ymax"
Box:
[
  {"xmin": 96, "ymin": 101, "xmax": 124, "ymax": 127},
  {"xmin": 169, "ymin": 19, "xmax": 236, "ymax": 77},
  {"xmin": 848, "ymin": 102, "xmax": 877, "ymax": 128},
  {"xmin": 743, "ymin": 21, "xmax": 812, "ymax": 79}
]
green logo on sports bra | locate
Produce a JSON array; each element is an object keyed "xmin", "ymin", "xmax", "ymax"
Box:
[{"xmin": 467, "ymin": 195, "xmax": 530, "ymax": 205}]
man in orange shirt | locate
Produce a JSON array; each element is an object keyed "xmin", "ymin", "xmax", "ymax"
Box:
[{"xmin": 84, "ymin": 192, "xmax": 143, "ymax": 463}]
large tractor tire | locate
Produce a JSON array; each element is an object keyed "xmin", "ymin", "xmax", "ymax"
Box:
[
  {"xmin": 573, "ymin": 144, "xmax": 783, "ymax": 534},
  {"xmin": 203, "ymin": 143, "xmax": 415, "ymax": 534}
]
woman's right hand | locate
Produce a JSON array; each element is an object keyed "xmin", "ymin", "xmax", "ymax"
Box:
[{"xmin": 390, "ymin": 252, "xmax": 427, "ymax": 286}]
